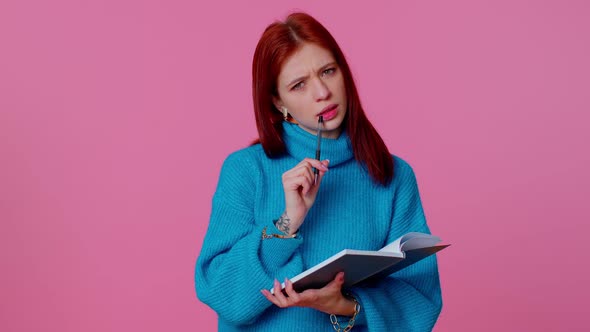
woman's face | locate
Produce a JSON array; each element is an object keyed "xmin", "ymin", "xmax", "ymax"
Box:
[{"xmin": 274, "ymin": 43, "xmax": 347, "ymax": 139}]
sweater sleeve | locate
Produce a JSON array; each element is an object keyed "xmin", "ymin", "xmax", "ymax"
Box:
[
  {"xmin": 194, "ymin": 150, "xmax": 305, "ymax": 326},
  {"xmin": 350, "ymin": 157, "xmax": 443, "ymax": 331}
]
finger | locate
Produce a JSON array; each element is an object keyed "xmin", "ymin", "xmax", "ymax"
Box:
[
  {"xmin": 284, "ymin": 175, "xmax": 312, "ymax": 196},
  {"xmin": 302, "ymin": 158, "xmax": 329, "ymax": 172},
  {"xmin": 272, "ymin": 279, "xmax": 289, "ymax": 307},
  {"xmin": 299, "ymin": 173, "xmax": 314, "ymax": 195},
  {"xmin": 314, "ymin": 166, "xmax": 328, "ymax": 188},
  {"xmin": 295, "ymin": 165, "xmax": 315, "ymax": 188},
  {"xmin": 286, "ymin": 160, "xmax": 327, "ymax": 182},
  {"xmin": 284, "ymin": 170, "xmax": 314, "ymax": 192},
  {"xmin": 290, "ymin": 162, "xmax": 312, "ymax": 175},
  {"xmin": 285, "ymin": 166, "xmax": 314, "ymax": 187},
  {"xmin": 296, "ymin": 159, "xmax": 327, "ymax": 184},
  {"xmin": 285, "ymin": 161, "xmax": 312, "ymax": 178},
  {"xmin": 286, "ymin": 169, "xmax": 314, "ymax": 195},
  {"xmin": 282, "ymin": 162, "xmax": 312, "ymax": 182},
  {"xmin": 325, "ymin": 272, "xmax": 345, "ymax": 291},
  {"xmin": 291, "ymin": 163, "xmax": 319, "ymax": 192},
  {"xmin": 308, "ymin": 160, "xmax": 330, "ymax": 192},
  {"xmin": 298, "ymin": 160, "xmax": 317, "ymax": 180},
  {"xmin": 284, "ymin": 278, "xmax": 300, "ymax": 303},
  {"xmin": 260, "ymin": 289, "xmax": 280, "ymax": 306}
]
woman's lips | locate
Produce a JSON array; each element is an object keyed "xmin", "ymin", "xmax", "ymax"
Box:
[{"xmin": 319, "ymin": 105, "xmax": 338, "ymax": 121}]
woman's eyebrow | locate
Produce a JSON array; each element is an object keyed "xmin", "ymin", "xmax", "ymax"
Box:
[
  {"xmin": 286, "ymin": 75, "xmax": 308, "ymax": 87},
  {"xmin": 285, "ymin": 62, "xmax": 337, "ymax": 87},
  {"xmin": 317, "ymin": 61, "xmax": 337, "ymax": 72}
]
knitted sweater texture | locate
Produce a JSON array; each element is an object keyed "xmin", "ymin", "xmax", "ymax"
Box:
[{"xmin": 195, "ymin": 122, "xmax": 442, "ymax": 331}]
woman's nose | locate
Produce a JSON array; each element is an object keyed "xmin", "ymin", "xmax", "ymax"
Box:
[{"xmin": 312, "ymin": 78, "xmax": 331, "ymax": 101}]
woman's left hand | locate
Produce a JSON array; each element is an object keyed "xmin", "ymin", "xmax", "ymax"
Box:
[{"xmin": 260, "ymin": 272, "xmax": 356, "ymax": 316}]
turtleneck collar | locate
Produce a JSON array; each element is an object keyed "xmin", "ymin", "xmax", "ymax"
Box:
[{"xmin": 282, "ymin": 121, "xmax": 354, "ymax": 167}]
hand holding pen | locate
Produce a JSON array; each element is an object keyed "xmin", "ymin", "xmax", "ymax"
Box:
[{"xmin": 278, "ymin": 116, "xmax": 328, "ymax": 235}]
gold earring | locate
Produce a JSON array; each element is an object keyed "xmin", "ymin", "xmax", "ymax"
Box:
[{"xmin": 281, "ymin": 107, "xmax": 288, "ymax": 121}]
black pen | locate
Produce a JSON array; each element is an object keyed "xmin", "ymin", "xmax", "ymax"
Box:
[{"xmin": 314, "ymin": 116, "xmax": 323, "ymax": 185}]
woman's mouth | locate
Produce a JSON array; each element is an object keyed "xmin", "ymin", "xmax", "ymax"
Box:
[{"xmin": 318, "ymin": 105, "xmax": 338, "ymax": 121}]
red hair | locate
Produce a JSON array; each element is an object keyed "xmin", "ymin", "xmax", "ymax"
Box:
[{"xmin": 252, "ymin": 12, "xmax": 394, "ymax": 185}]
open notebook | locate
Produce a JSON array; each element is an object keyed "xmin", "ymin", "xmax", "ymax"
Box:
[{"xmin": 271, "ymin": 232, "xmax": 449, "ymax": 294}]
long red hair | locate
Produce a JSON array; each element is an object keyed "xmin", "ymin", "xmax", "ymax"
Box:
[{"xmin": 252, "ymin": 12, "xmax": 394, "ymax": 185}]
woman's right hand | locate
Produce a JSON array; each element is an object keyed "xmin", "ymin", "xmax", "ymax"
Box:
[{"xmin": 278, "ymin": 158, "xmax": 329, "ymax": 235}]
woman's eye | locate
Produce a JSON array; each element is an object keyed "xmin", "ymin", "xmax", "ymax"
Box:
[
  {"xmin": 292, "ymin": 82, "xmax": 304, "ymax": 90},
  {"xmin": 322, "ymin": 68, "xmax": 335, "ymax": 76}
]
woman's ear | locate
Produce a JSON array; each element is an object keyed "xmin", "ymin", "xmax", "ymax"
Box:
[{"xmin": 272, "ymin": 96, "xmax": 282, "ymax": 112}]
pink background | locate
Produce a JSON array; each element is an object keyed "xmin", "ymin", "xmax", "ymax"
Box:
[{"xmin": 1, "ymin": 0, "xmax": 589, "ymax": 331}]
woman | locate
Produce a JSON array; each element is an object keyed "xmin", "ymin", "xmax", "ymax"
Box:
[{"xmin": 195, "ymin": 12, "xmax": 442, "ymax": 331}]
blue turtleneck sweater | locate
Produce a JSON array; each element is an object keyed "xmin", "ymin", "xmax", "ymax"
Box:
[{"xmin": 195, "ymin": 122, "xmax": 442, "ymax": 331}]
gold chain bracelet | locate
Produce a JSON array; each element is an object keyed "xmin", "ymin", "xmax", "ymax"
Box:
[
  {"xmin": 261, "ymin": 226, "xmax": 297, "ymax": 239},
  {"xmin": 330, "ymin": 294, "xmax": 361, "ymax": 332}
]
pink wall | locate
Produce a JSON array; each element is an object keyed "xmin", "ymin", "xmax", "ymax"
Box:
[{"xmin": 1, "ymin": 0, "xmax": 589, "ymax": 331}]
